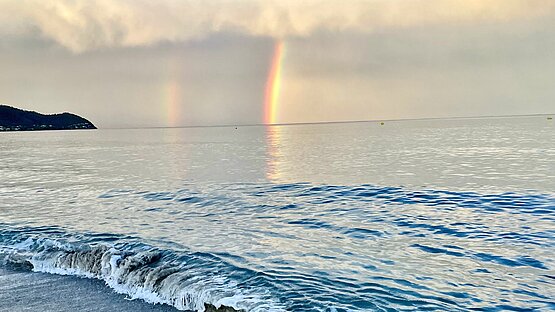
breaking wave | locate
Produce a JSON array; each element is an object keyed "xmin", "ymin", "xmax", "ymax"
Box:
[{"xmin": 0, "ymin": 232, "xmax": 285, "ymax": 312}]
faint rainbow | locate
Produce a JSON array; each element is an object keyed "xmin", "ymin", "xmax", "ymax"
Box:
[
  {"xmin": 264, "ymin": 41, "xmax": 285, "ymax": 125},
  {"xmin": 164, "ymin": 59, "xmax": 182, "ymax": 127},
  {"xmin": 166, "ymin": 80, "xmax": 181, "ymax": 127}
]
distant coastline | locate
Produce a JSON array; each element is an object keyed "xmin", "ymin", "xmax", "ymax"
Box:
[{"xmin": 0, "ymin": 105, "xmax": 96, "ymax": 131}]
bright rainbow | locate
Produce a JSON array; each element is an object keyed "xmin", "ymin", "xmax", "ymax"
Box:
[{"xmin": 264, "ymin": 41, "xmax": 285, "ymax": 125}]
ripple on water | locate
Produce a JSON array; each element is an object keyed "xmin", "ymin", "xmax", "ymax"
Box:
[{"xmin": 1, "ymin": 182, "xmax": 554, "ymax": 311}]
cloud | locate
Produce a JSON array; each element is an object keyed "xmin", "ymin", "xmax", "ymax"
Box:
[{"xmin": 2, "ymin": 0, "xmax": 554, "ymax": 52}]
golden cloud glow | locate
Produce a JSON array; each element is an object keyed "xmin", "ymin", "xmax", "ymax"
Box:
[{"xmin": 1, "ymin": 0, "xmax": 553, "ymax": 52}]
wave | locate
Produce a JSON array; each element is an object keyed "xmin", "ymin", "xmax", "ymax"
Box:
[
  {"xmin": 0, "ymin": 234, "xmax": 285, "ymax": 312},
  {"xmin": 2, "ymin": 183, "xmax": 553, "ymax": 311}
]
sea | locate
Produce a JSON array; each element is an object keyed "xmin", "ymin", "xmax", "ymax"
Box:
[{"xmin": 0, "ymin": 116, "xmax": 554, "ymax": 312}]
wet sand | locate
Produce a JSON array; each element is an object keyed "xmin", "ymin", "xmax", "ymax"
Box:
[{"xmin": 0, "ymin": 268, "xmax": 177, "ymax": 312}]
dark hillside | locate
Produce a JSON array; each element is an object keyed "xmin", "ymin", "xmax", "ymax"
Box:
[{"xmin": 0, "ymin": 105, "xmax": 96, "ymax": 131}]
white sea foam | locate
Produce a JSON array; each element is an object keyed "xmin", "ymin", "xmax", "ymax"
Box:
[{"xmin": 2, "ymin": 239, "xmax": 285, "ymax": 312}]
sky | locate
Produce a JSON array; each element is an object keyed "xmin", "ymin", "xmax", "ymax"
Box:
[{"xmin": 0, "ymin": 0, "xmax": 554, "ymax": 128}]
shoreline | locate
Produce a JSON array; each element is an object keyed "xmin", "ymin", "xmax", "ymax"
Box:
[{"xmin": 0, "ymin": 267, "xmax": 177, "ymax": 312}]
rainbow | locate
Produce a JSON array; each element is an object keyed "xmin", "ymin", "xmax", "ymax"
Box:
[
  {"xmin": 164, "ymin": 59, "xmax": 183, "ymax": 127},
  {"xmin": 264, "ymin": 41, "xmax": 285, "ymax": 125},
  {"xmin": 163, "ymin": 42, "xmax": 285, "ymax": 127},
  {"xmin": 166, "ymin": 79, "xmax": 181, "ymax": 127}
]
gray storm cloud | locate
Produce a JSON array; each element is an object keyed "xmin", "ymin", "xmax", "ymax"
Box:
[{"xmin": 2, "ymin": 0, "xmax": 554, "ymax": 52}]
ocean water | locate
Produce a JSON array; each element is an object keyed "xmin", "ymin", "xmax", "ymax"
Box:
[{"xmin": 0, "ymin": 117, "xmax": 554, "ymax": 311}]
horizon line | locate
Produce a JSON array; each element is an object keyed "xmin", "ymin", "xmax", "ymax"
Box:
[{"xmin": 100, "ymin": 112, "xmax": 554, "ymax": 130}]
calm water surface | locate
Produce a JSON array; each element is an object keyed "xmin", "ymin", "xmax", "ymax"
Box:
[{"xmin": 0, "ymin": 117, "xmax": 554, "ymax": 311}]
